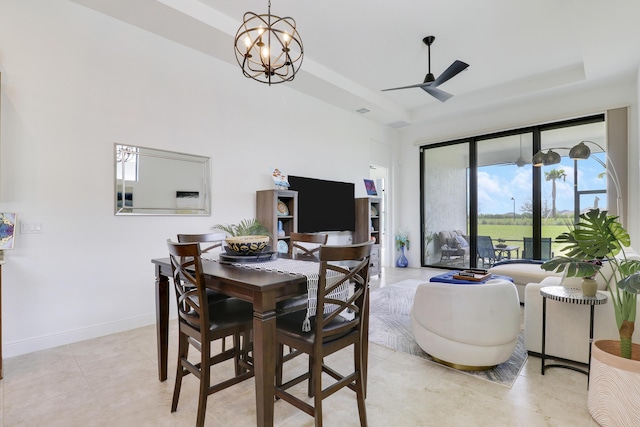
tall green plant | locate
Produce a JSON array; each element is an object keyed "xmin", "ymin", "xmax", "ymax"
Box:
[
  {"xmin": 541, "ymin": 209, "xmax": 640, "ymax": 358},
  {"xmin": 212, "ymin": 218, "xmax": 270, "ymax": 237}
]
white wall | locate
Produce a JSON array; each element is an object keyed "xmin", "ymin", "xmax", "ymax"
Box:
[
  {"xmin": 0, "ymin": 0, "xmax": 397, "ymax": 357},
  {"xmin": 396, "ymin": 76, "xmax": 640, "ymax": 268}
]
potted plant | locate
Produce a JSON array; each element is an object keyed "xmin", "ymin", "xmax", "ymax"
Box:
[
  {"xmin": 212, "ymin": 218, "xmax": 271, "ymax": 254},
  {"xmin": 540, "ymin": 208, "xmax": 640, "ymax": 425},
  {"xmin": 423, "ymin": 230, "xmax": 435, "ymax": 264},
  {"xmin": 395, "ymin": 229, "xmax": 410, "ymax": 268}
]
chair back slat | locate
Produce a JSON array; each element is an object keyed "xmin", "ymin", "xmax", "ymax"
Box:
[
  {"xmin": 177, "ymin": 232, "xmax": 227, "ymax": 254},
  {"xmin": 167, "ymin": 240, "xmax": 209, "ymax": 331},
  {"xmin": 289, "ymin": 232, "xmax": 328, "ymax": 258},
  {"xmin": 313, "ymin": 242, "xmax": 372, "ymax": 342}
]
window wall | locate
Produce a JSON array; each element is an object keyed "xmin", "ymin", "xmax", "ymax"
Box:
[{"xmin": 421, "ymin": 114, "xmax": 608, "ymax": 268}]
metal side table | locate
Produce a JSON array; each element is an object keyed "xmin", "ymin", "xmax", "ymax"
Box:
[{"xmin": 540, "ymin": 286, "xmax": 607, "ymax": 385}]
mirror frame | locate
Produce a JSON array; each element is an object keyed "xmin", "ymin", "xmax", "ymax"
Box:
[{"xmin": 114, "ymin": 144, "xmax": 211, "ymax": 216}]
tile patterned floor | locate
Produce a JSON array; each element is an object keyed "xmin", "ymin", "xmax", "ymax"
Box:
[{"xmin": 0, "ymin": 267, "xmax": 598, "ymax": 426}]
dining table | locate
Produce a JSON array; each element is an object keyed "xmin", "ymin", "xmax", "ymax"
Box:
[{"xmin": 152, "ymin": 255, "xmax": 309, "ymax": 427}]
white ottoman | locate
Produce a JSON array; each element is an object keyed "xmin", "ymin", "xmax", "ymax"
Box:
[{"xmin": 410, "ymin": 279, "xmax": 521, "ymax": 369}]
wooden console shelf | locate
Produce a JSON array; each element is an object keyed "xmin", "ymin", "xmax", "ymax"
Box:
[
  {"xmin": 354, "ymin": 197, "xmax": 381, "ymax": 276},
  {"xmin": 256, "ymin": 189, "xmax": 298, "ymax": 251}
]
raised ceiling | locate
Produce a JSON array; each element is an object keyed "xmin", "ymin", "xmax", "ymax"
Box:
[{"xmin": 71, "ymin": 0, "xmax": 640, "ymax": 128}]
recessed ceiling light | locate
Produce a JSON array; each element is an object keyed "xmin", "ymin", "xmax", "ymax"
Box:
[{"xmin": 356, "ymin": 108, "xmax": 370, "ymax": 114}]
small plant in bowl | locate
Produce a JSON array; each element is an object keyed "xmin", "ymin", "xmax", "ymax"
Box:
[{"xmin": 212, "ymin": 219, "xmax": 271, "ymax": 255}]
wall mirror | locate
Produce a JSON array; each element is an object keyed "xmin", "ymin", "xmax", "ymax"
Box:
[{"xmin": 114, "ymin": 144, "xmax": 211, "ymax": 216}]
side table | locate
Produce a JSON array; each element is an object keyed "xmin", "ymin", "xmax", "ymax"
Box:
[{"xmin": 540, "ymin": 286, "xmax": 607, "ymax": 384}]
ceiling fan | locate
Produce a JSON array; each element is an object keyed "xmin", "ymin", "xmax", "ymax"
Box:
[{"xmin": 381, "ymin": 36, "xmax": 469, "ymax": 102}]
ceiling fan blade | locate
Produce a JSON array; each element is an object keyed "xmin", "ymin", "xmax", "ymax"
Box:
[
  {"xmin": 381, "ymin": 82, "xmax": 431, "ymax": 92},
  {"xmin": 432, "ymin": 60, "xmax": 469, "ymax": 87},
  {"xmin": 421, "ymin": 86, "xmax": 453, "ymax": 102}
]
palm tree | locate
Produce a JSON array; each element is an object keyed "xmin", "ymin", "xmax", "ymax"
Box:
[{"xmin": 544, "ymin": 168, "xmax": 567, "ymax": 218}]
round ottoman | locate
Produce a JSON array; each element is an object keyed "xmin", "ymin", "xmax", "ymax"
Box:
[{"xmin": 410, "ymin": 279, "xmax": 520, "ymax": 370}]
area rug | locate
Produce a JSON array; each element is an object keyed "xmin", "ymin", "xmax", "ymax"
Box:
[{"xmin": 368, "ymin": 279, "xmax": 527, "ymax": 387}]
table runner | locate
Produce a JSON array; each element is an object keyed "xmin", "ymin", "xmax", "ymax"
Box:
[{"xmin": 203, "ymin": 254, "xmax": 347, "ymax": 331}]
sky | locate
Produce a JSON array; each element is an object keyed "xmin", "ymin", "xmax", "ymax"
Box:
[{"xmin": 477, "ymin": 153, "xmax": 609, "ymax": 215}]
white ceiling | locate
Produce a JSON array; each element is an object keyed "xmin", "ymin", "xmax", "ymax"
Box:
[{"xmin": 71, "ymin": 0, "xmax": 640, "ymax": 129}]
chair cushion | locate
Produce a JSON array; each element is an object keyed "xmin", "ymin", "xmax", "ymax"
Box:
[
  {"xmin": 208, "ymin": 298, "xmax": 254, "ymax": 330},
  {"xmin": 276, "ymin": 294, "xmax": 308, "ymax": 312},
  {"xmin": 277, "ymin": 310, "xmax": 355, "ymax": 345},
  {"xmin": 185, "ymin": 298, "xmax": 254, "ymax": 330}
]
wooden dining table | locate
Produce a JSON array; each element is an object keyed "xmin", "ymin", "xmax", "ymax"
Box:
[{"xmin": 152, "ymin": 256, "xmax": 308, "ymax": 427}]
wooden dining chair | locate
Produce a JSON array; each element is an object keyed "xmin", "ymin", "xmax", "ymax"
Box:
[
  {"xmin": 288, "ymin": 232, "xmax": 329, "ymax": 258},
  {"xmin": 274, "ymin": 241, "xmax": 372, "ymax": 427},
  {"xmin": 178, "ymin": 232, "xmax": 237, "ymax": 351},
  {"xmin": 278, "ymin": 232, "xmax": 330, "ymax": 316},
  {"xmin": 177, "ymin": 232, "xmax": 229, "ymax": 304},
  {"xmin": 167, "ymin": 240, "xmax": 254, "ymax": 427}
]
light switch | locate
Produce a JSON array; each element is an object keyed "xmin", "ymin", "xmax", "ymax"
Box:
[{"xmin": 21, "ymin": 222, "xmax": 44, "ymax": 234}]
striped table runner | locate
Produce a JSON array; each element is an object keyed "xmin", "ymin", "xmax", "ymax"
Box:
[{"xmin": 204, "ymin": 254, "xmax": 347, "ymax": 331}]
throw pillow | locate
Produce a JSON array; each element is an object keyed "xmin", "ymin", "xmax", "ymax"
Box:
[
  {"xmin": 455, "ymin": 235, "xmax": 469, "ymax": 248},
  {"xmin": 446, "ymin": 237, "xmax": 460, "ymax": 249}
]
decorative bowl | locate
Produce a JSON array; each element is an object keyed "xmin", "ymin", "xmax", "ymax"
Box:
[
  {"xmin": 225, "ymin": 235, "xmax": 270, "ymax": 255},
  {"xmin": 495, "ymin": 244, "xmax": 508, "ymax": 249}
]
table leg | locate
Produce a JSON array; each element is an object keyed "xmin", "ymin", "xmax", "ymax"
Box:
[
  {"xmin": 253, "ymin": 307, "xmax": 277, "ymax": 427},
  {"xmin": 155, "ymin": 268, "xmax": 170, "ymax": 382},
  {"xmin": 588, "ymin": 305, "xmax": 595, "ymax": 387},
  {"xmin": 541, "ymin": 296, "xmax": 547, "ymax": 375}
]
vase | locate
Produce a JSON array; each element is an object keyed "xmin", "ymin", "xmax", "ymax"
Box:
[
  {"xmin": 581, "ymin": 277, "xmax": 598, "ymax": 297},
  {"xmin": 588, "ymin": 340, "xmax": 640, "ymax": 426},
  {"xmin": 396, "ymin": 246, "xmax": 408, "ymax": 268}
]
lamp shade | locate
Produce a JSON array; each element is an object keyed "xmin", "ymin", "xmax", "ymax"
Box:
[
  {"xmin": 569, "ymin": 142, "xmax": 591, "ymax": 160},
  {"xmin": 543, "ymin": 150, "xmax": 561, "ymax": 166},
  {"xmin": 532, "ymin": 150, "xmax": 546, "ymax": 167}
]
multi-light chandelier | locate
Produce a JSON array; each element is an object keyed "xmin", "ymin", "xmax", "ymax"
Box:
[
  {"xmin": 116, "ymin": 145, "xmax": 137, "ymax": 163},
  {"xmin": 234, "ymin": 0, "xmax": 304, "ymax": 85}
]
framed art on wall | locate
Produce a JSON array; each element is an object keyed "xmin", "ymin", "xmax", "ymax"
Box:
[
  {"xmin": 0, "ymin": 213, "xmax": 17, "ymax": 249},
  {"xmin": 364, "ymin": 179, "xmax": 377, "ymax": 196}
]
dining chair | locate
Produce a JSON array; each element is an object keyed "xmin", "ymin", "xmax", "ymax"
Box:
[
  {"xmin": 278, "ymin": 232, "xmax": 330, "ymax": 315},
  {"xmin": 177, "ymin": 232, "xmax": 229, "ymax": 304},
  {"xmin": 277, "ymin": 233, "xmax": 331, "ymax": 365},
  {"xmin": 477, "ymin": 235, "xmax": 499, "ymax": 267},
  {"xmin": 288, "ymin": 232, "xmax": 329, "ymax": 258},
  {"xmin": 274, "ymin": 241, "xmax": 372, "ymax": 427},
  {"xmin": 166, "ymin": 240, "xmax": 254, "ymax": 427},
  {"xmin": 178, "ymin": 232, "xmax": 236, "ymax": 351}
]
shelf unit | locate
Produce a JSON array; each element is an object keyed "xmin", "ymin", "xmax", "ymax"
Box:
[
  {"xmin": 354, "ymin": 197, "xmax": 381, "ymax": 276},
  {"xmin": 256, "ymin": 189, "xmax": 298, "ymax": 251}
]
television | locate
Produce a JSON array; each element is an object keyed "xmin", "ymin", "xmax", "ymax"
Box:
[{"xmin": 288, "ymin": 175, "xmax": 356, "ymax": 233}]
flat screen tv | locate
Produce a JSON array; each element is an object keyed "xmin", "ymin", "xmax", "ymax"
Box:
[{"xmin": 288, "ymin": 175, "xmax": 355, "ymax": 233}]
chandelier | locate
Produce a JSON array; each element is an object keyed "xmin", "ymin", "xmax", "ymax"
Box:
[
  {"xmin": 116, "ymin": 145, "xmax": 137, "ymax": 163},
  {"xmin": 234, "ymin": 0, "xmax": 304, "ymax": 85}
]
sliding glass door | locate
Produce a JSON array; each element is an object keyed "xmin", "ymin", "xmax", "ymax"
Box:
[
  {"xmin": 421, "ymin": 114, "xmax": 607, "ymax": 268},
  {"xmin": 422, "ymin": 142, "xmax": 471, "ymax": 269},
  {"xmin": 476, "ymin": 133, "xmax": 534, "ymax": 266},
  {"xmin": 539, "ymin": 120, "xmax": 607, "ymax": 258}
]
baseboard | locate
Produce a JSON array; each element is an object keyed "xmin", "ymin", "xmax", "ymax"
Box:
[{"xmin": 2, "ymin": 313, "xmax": 157, "ymax": 358}]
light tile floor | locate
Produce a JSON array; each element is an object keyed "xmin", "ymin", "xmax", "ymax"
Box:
[{"xmin": 0, "ymin": 267, "xmax": 598, "ymax": 426}]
